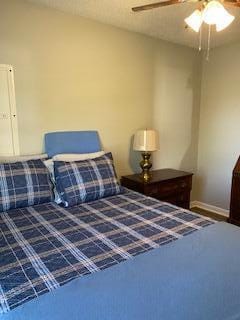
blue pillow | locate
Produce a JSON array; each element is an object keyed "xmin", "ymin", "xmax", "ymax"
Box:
[
  {"xmin": 0, "ymin": 159, "xmax": 53, "ymax": 212},
  {"xmin": 54, "ymin": 152, "xmax": 121, "ymax": 207}
]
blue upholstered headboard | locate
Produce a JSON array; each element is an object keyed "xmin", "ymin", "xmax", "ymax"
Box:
[{"xmin": 45, "ymin": 131, "xmax": 101, "ymax": 157}]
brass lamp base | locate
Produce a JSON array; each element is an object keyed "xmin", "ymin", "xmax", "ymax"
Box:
[{"xmin": 140, "ymin": 152, "xmax": 152, "ymax": 182}]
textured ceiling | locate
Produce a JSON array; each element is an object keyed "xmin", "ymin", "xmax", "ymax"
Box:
[{"xmin": 27, "ymin": 0, "xmax": 240, "ymax": 48}]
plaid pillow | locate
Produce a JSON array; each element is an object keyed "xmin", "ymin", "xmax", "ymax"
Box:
[
  {"xmin": 54, "ymin": 152, "xmax": 121, "ymax": 207},
  {"xmin": 0, "ymin": 159, "xmax": 53, "ymax": 212}
]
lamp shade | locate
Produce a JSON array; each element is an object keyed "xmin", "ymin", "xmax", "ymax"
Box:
[
  {"xmin": 202, "ymin": 0, "xmax": 235, "ymax": 30},
  {"xmin": 185, "ymin": 9, "xmax": 203, "ymax": 33},
  {"xmin": 216, "ymin": 8, "xmax": 235, "ymax": 31},
  {"xmin": 133, "ymin": 129, "xmax": 159, "ymax": 152}
]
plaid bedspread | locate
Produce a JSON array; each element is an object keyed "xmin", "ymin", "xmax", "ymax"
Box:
[{"xmin": 0, "ymin": 189, "xmax": 214, "ymax": 313}]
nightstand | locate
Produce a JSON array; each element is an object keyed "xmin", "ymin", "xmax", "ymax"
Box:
[{"xmin": 121, "ymin": 169, "xmax": 193, "ymax": 209}]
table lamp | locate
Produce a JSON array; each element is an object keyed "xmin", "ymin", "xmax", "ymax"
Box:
[{"xmin": 133, "ymin": 129, "xmax": 159, "ymax": 182}]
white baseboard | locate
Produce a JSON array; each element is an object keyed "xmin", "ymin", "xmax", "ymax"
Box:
[{"xmin": 190, "ymin": 201, "xmax": 229, "ymax": 217}]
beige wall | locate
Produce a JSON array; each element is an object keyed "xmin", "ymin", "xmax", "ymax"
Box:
[
  {"xmin": 0, "ymin": 0, "xmax": 201, "ymax": 180},
  {"xmin": 152, "ymin": 42, "xmax": 202, "ymax": 199},
  {"xmin": 196, "ymin": 42, "xmax": 240, "ymax": 210}
]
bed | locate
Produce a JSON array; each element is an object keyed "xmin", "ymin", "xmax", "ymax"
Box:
[{"xmin": 1, "ymin": 131, "xmax": 240, "ymax": 320}]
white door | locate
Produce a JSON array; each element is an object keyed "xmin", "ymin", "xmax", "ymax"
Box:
[{"xmin": 0, "ymin": 65, "xmax": 19, "ymax": 155}]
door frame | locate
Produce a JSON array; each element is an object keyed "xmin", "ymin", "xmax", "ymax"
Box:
[{"xmin": 0, "ymin": 64, "xmax": 19, "ymax": 155}]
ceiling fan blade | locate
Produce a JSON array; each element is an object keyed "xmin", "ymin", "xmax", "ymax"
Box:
[
  {"xmin": 132, "ymin": 0, "xmax": 184, "ymax": 12},
  {"xmin": 224, "ymin": 0, "xmax": 240, "ymax": 6}
]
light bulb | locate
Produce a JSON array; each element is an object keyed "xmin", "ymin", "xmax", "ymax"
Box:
[{"xmin": 185, "ymin": 9, "xmax": 203, "ymax": 32}]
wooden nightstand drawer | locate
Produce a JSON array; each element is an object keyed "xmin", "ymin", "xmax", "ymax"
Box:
[
  {"xmin": 160, "ymin": 191, "xmax": 190, "ymax": 209},
  {"xmin": 178, "ymin": 177, "xmax": 191, "ymax": 190},
  {"xmin": 158, "ymin": 181, "xmax": 179, "ymax": 195},
  {"xmin": 146, "ymin": 177, "xmax": 192, "ymax": 199},
  {"xmin": 144, "ymin": 184, "xmax": 159, "ymax": 197},
  {"xmin": 121, "ymin": 169, "xmax": 193, "ymax": 209},
  {"xmin": 145, "ymin": 182, "xmax": 178, "ymax": 199}
]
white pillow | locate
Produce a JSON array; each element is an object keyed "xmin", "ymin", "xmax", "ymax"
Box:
[
  {"xmin": 52, "ymin": 151, "xmax": 105, "ymax": 162},
  {"xmin": 0, "ymin": 153, "xmax": 47, "ymax": 163}
]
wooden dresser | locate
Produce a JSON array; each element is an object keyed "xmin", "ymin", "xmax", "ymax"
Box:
[
  {"xmin": 121, "ymin": 169, "xmax": 193, "ymax": 209},
  {"xmin": 229, "ymin": 156, "xmax": 240, "ymax": 225}
]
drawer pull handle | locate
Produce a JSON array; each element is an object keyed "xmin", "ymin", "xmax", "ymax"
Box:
[{"xmin": 180, "ymin": 182, "xmax": 187, "ymax": 188}]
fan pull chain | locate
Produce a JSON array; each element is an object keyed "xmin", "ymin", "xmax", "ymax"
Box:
[
  {"xmin": 206, "ymin": 24, "xmax": 211, "ymax": 61},
  {"xmin": 198, "ymin": 23, "xmax": 202, "ymax": 51}
]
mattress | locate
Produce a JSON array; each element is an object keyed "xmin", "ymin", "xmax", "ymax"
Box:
[{"xmin": 0, "ymin": 189, "xmax": 213, "ymax": 315}]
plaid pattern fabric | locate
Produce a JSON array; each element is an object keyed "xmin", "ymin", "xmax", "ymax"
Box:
[
  {"xmin": 0, "ymin": 159, "xmax": 53, "ymax": 212},
  {"xmin": 54, "ymin": 152, "xmax": 121, "ymax": 207},
  {"xmin": 0, "ymin": 189, "xmax": 214, "ymax": 313}
]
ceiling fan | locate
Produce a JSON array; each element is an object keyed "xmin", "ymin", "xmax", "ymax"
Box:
[{"xmin": 132, "ymin": 0, "xmax": 239, "ymax": 32}]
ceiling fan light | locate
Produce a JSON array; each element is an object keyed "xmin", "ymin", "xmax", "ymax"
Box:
[
  {"xmin": 202, "ymin": 0, "xmax": 224, "ymax": 25},
  {"xmin": 184, "ymin": 9, "xmax": 202, "ymax": 32},
  {"xmin": 216, "ymin": 10, "xmax": 235, "ymax": 31}
]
